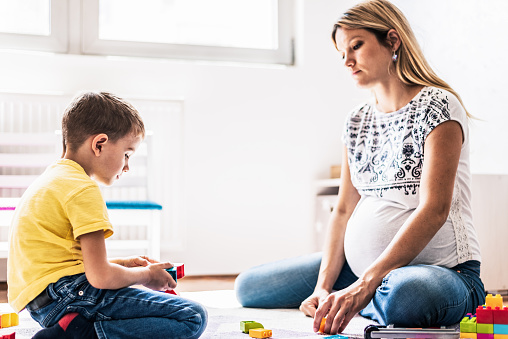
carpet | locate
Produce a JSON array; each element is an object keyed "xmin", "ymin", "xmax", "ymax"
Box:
[{"xmin": 5, "ymin": 290, "xmax": 377, "ymax": 338}]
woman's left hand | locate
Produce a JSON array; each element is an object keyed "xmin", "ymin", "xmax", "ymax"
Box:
[{"xmin": 313, "ymin": 278, "xmax": 378, "ymax": 334}]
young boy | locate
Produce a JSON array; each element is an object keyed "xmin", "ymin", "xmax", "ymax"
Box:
[{"xmin": 7, "ymin": 92, "xmax": 207, "ymax": 339}]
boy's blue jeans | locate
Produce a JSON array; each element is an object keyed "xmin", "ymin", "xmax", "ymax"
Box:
[
  {"xmin": 26, "ymin": 273, "xmax": 208, "ymax": 339},
  {"xmin": 235, "ymin": 252, "xmax": 485, "ymax": 327}
]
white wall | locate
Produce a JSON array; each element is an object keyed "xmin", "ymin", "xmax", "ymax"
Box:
[
  {"xmin": 0, "ymin": 0, "xmax": 367, "ymax": 275},
  {"xmin": 1, "ymin": 0, "xmax": 504, "ymax": 277},
  {"xmin": 392, "ymin": 0, "xmax": 508, "ymax": 175}
]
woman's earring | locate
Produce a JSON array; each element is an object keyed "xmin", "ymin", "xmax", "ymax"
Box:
[{"xmin": 392, "ymin": 50, "xmax": 398, "ymax": 62}]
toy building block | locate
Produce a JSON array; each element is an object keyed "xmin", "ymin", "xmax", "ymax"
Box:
[
  {"xmin": 477, "ymin": 334, "xmax": 494, "ymax": 339},
  {"xmin": 461, "ymin": 333, "xmax": 477, "ymax": 339},
  {"xmin": 494, "ymin": 335, "xmax": 508, "ymax": 339},
  {"xmin": 477, "ymin": 306, "xmax": 494, "ymax": 324},
  {"xmin": 461, "ymin": 316, "xmax": 478, "ymax": 333},
  {"xmin": 319, "ymin": 317, "xmax": 327, "ymax": 333},
  {"xmin": 166, "ymin": 267, "xmax": 178, "ymax": 282},
  {"xmin": 165, "ymin": 263, "xmax": 185, "ymax": 282},
  {"xmin": 0, "ymin": 333, "xmax": 15, "ymax": 339},
  {"xmin": 478, "ymin": 324, "xmax": 494, "ymax": 334},
  {"xmin": 174, "ymin": 263, "xmax": 185, "ymax": 279},
  {"xmin": 325, "ymin": 335, "xmax": 348, "ymax": 339},
  {"xmin": 249, "ymin": 328, "xmax": 272, "ymax": 338},
  {"xmin": 494, "ymin": 325, "xmax": 508, "ymax": 335},
  {"xmin": 0, "ymin": 313, "xmax": 18, "ymax": 328},
  {"xmin": 10, "ymin": 313, "xmax": 18, "ymax": 326},
  {"xmin": 486, "ymin": 294, "xmax": 504, "ymax": 309},
  {"xmin": 494, "ymin": 307, "xmax": 508, "ymax": 325},
  {"xmin": 240, "ymin": 321, "xmax": 264, "ymax": 334}
]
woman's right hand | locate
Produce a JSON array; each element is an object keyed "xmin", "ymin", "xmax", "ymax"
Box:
[{"xmin": 299, "ymin": 288, "xmax": 330, "ymax": 318}]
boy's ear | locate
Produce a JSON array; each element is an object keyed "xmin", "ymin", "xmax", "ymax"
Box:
[{"xmin": 92, "ymin": 134, "xmax": 109, "ymax": 157}]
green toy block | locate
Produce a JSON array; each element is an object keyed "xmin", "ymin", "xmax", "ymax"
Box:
[
  {"xmin": 240, "ymin": 321, "xmax": 264, "ymax": 334},
  {"xmin": 461, "ymin": 316, "xmax": 477, "ymax": 333},
  {"xmin": 477, "ymin": 323, "xmax": 494, "ymax": 334}
]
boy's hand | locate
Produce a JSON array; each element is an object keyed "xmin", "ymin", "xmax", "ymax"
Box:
[
  {"xmin": 143, "ymin": 262, "xmax": 176, "ymax": 291},
  {"xmin": 123, "ymin": 255, "xmax": 159, "ymax": 267}
]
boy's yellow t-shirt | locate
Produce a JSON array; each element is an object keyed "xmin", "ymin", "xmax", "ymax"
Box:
[{"xmin": 7, "ymin": 159, "xmax": 114, "ymax": 312}]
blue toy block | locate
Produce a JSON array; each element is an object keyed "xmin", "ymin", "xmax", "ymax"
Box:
[
  {"xmin": 165, "ymin": 267, "xmax": 177, "ymax": 282},
  {"xmin": 494, "ymin": 325, "xmax": 508, "ymax": 335}
]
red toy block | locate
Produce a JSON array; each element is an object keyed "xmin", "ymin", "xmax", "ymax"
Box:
[
  {"xmin": 477, "ymin": 306, "xmax": 494, "ymax": 324},
  {"xmin": 494, "ymin": 307, "xmax": 508, "ymax": 325},
  {"xmin": 0, "ymin": 333, "xmax": 15, "ymax": 339},
  {"xmin": 165, "ymin": 289, "xmax": 180, "ymax": 296},
  {"xmin": 175, "ymin": 263, "xmax": 185, "ymax": 279},
  {"xmin": 478, "ymin": 334, "xmax": 494, "ymax": 339}
]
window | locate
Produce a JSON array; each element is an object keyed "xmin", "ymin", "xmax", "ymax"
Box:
[
  {"xmin": 0, "ymin": 0, "xmax": 67, "ymax": 53},
  {"xmin": 82, "ymin": 0, "xmax": 295, "ymax": 65},
  {"xmin": 0, "ymin": 0, "xmax": 295, "ymax": 65}
]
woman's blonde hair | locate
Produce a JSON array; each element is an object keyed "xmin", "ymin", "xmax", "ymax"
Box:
[{"xmin": 332, "ymin": 0, "xmax": 471, "ymax": 118}]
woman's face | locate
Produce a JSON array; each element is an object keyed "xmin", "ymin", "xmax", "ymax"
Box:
[{"xmin": 334, "ymin": 28, "xmax": 394, "ymax": 89}]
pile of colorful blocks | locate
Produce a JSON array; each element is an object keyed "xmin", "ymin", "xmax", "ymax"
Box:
[{"xmin": 460, "ymin": 294, "xmax": 507, "ymax": 339}]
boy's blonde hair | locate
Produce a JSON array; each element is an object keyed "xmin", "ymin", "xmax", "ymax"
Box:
[
  {"xmin": 332, "ymin": 0, "xmax": 471, "ymax": 118},
  {"xmin": 62, "ymin": 92, "xmax": 145, "ymax": 153}
]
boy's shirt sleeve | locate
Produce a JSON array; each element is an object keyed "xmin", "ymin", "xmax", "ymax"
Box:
[{"xmin": 65, "ymin": 185, "xmax": 114, "ymax": 239}]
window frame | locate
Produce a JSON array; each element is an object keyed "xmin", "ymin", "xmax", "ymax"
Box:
[
  {"xmin": 0, "ymin": 0, "xmax": 68, "ymax": 53},
  {"xmin": 81, "ymin": 0, "xmax": 295, "ymax": 65}
]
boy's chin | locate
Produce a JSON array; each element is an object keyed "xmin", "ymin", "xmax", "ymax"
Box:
[{"xmin": 96, "ymin": 178, "xmax": 115, "ymax": 187}]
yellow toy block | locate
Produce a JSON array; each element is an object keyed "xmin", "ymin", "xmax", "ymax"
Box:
[
  {"xmin": 460, "ymin": 332, "xmax": 477, "ymax": 339},
  {"xmin": 0, "ymin": 312, "xmax": 19, "ymax": 328},
  {"xmin": 1, "ymin": 313, "xmax": 10, "ymax": 328},
  {"xmin": 495, "ymin": 335, "xmax": 508, "ymax": 339},
  {"xmin": 10, "ymin": 312, "xmax": 19, "ymax": 326},
  {"xmin": 486, "ymin": 294, "xmax": 504, "ymax": 309},
  {"xmin": 249, "ymin": 328, "xmax": 272, "ymax": 338}
]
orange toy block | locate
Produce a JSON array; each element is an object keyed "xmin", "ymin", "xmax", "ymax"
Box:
[
  {"xmin": 249, "ymin": 328, "xmax": 272, "ymax": 338},
  {"xmin": 461, "ymin": 333, "xmax": 477, "ymax": 339},
  {"xmin": 486, "ymin": 294, "xmax": 504, "ymax": 309},
  {"xmin": 319, "ymin": 317, "xmax": 326, "ymax": 333}
]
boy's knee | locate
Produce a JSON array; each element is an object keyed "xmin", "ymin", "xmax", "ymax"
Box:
[{"xmin": 188, "ymin": 302, "xmax": 208, "ymax": 339}]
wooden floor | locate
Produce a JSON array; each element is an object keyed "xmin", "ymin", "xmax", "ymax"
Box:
[{"xmin": 0, "ymin": 275, "xmax": 237, "ymax": 303}]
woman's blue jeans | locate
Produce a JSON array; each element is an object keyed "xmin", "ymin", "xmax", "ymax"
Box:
[
  {"xmin": 26, "ymin": 273, "xmax": 208, "ymax": 339},
  {"xmin": 235, "ymin": 252, "xmax": 485, "ymax": 327}
]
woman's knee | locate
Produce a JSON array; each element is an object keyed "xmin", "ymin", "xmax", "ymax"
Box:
[
  {"xmin": 235, "ymin": 269, "xmax": 262, "ymax": 307},
  {"xmin": 372, "ymin": 266, "xmax": 452, "ymax": 326}
]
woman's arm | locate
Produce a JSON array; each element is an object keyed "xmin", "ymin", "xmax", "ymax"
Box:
[
  {"xmin": 315, "ymin": 120, "xmax": 463, "ymax": 334},
  {"xmin": 80, "ymin": 230, "xmax": 176, "ymax": 291},
  {"xmin": 300, "ymin": 146, "xmax": 361, "ymax": 316}
]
